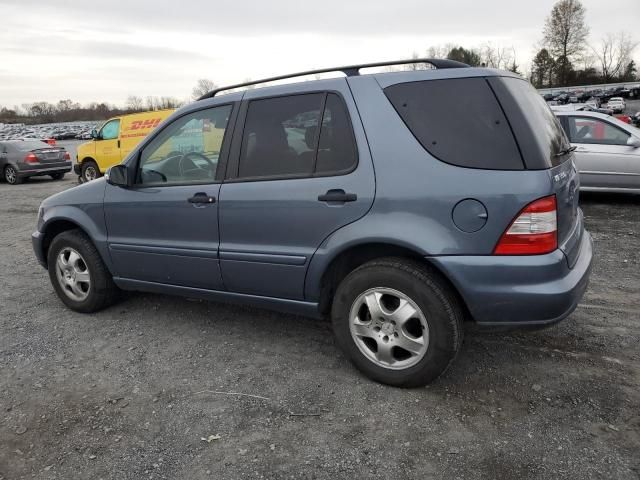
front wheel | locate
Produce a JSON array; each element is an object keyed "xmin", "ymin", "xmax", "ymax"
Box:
[
  {"xmin": 81, "ymin": 160, "xmax": 101, "ymax": 182},
  {"xmin": 331, "ymin": 258, "xmax": 464, "ymax": 387},
  {"xmin": 47, "ymin": 229, "xmax": 119, "ymax": 313}
]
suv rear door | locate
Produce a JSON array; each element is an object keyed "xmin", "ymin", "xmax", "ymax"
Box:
[{"xmin": 218, "ymin": 79, "xmax": 375, "ymax": 300}]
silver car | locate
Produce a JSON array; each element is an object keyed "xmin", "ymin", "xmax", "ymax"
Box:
[{"xmin": 555, "ymin": 110, "xmax": 640, "ymax": 193}]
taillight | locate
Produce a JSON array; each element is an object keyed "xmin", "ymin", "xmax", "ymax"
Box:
[
  {"xmin": 64, "ymin": 151, "xmax": 71, "ymax": 161},
  {"xmin": 24, "ymin": 153, "xmax": 38, "ymax": 164},
  {"xmin": 494, "ymin": 195, "xmax": 557, "ymax": 255}
]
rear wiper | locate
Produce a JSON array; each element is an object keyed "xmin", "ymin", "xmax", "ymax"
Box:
[{"xmin": 555, "ymin": 145, "xmax": 577, "ymax": 157}]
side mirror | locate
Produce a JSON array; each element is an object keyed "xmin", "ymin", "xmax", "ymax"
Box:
[
  {"xmin": 105, "ymin": 164, "xmax": 130, "ymax": 187},
  {"xmin": 90, "ymin": 129, "xmax": 99, "ymax": 140},
  {"xmin": 627, "ymin": 137, "xmax": 640, "ymax": 148}
]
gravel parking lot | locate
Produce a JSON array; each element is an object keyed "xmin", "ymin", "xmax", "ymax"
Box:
[{"xmin": 1, "ymin": 176, "xmax": 639, "ymax": 479}]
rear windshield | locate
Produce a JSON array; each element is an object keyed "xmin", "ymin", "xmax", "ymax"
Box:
[
  {"xmin": 8, "ymin": 140, "xmax": 52, "ymax": 152},
  {"xmin": 489, "ymin": 77, "xmax": 571, "ymax": 168},
  {"xmin": 384, "ymin": 77, "xmax": 524, "ymax": 170}
]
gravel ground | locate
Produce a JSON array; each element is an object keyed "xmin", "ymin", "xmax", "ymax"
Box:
[{"xmin": 0, "ymin": 176, "xmax": 639, "ymax": 480}]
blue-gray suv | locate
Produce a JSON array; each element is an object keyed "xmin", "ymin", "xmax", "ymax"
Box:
[{"xmin": 32, "ymin": 59, "xmax": 593, "ymax": 387}]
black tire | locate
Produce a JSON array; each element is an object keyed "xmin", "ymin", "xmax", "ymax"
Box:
[
  {"xmin": 331, "ymin": 257, "xmax": 464, "ymax": 387},
  {"xmin": 47, "ymin": 229, "xmax": 119, "ymax": 313},
  {"xmin": 50, "ymin": 172, "xmax": 65, "ymax": 180},
  {"xmin": 4, "ymin": 165, "xmax": 23, "ymax": 185},
  {"xmin": 81, "ymin": 160, "xmax": 101, "ymax": 182}
]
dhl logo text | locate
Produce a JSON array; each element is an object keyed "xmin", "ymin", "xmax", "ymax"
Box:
[{"xmin": 129, "ymin": 118, "xmax": 162, "ymax": 130}]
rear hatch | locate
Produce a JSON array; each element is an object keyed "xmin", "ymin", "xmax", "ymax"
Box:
[{"xmin": 489, "ymin": 76, "xmax": 583, "ymax": 267}]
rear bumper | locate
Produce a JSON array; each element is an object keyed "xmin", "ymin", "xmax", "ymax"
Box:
[
  {"xmin": 18, "ymin": 162, "xmax": 72, "ymax": 177},
  {"xmin": 430, "ymin": 231, "xmax": 593, "ymax": 326},
  {"xmin": 73, "ymin": 163, "xmax": 81, "ymax": 175}
]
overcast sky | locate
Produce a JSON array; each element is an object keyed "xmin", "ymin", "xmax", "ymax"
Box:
[{"xmin": 1, "ymin": 0, "xmax": 639, "ymax": 107}]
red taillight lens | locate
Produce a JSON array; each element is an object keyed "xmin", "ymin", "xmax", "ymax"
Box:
[
  {"xmin": 494, "ymin": 195, "xmax": 557, "ymax": 255},
  {"xmin": 24, "ymin": 152, "xmax": 38, "ymax": 164},
  {"xmin": 64, "ymin": 151, "xmax": 71, "ymax": 160}
]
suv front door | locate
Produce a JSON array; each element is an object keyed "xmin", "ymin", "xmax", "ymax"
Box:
[
  {"xmin": 103, "ymin": 104, "xmax": 235, "ymax": 290},
  {"xmin": 218, "ymin": 81, "xmax": 375, "ymax": 300}
]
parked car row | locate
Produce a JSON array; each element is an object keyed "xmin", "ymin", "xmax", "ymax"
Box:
[
  {"xmin": 542, "ymin": 84, "xmax": 640, "ymax": 105},
  {"xmin": 0, "ymin": 121, "xmax": 98, "ymax": 142}
]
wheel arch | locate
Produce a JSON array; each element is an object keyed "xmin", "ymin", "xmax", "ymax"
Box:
[
  {"xmin": 39, "ymin": 211, "xmax": 112, "ymax": 274},
  {"xmin": 79, "ymin": 156, "xmax": 99, "ymax": 170},
  {"xmin": 312, "ymin": 241, "xmax": 470, "ymax": 320}
]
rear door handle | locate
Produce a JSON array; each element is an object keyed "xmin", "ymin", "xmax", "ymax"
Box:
[
  {"xmin": 188, "ymin": 192, "xmax": 216, "ymax": 204},
  {"xmin": 318, "ymin": 189, "xmax": 357, "ymax": 203}
]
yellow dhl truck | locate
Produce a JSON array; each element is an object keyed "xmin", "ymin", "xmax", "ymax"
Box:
[{"xmin": 75, "ymin": 109, "xmax": 174, "ymax": 182}]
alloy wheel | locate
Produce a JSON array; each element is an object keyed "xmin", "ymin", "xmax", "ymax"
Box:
[
  {"xmin": 349, "ymin": 287, "xmax": 429, "ymax": 370},
  {"xmin": 5, "ymin": 166, "xmax": 17, "ymax": 184},
  {"xmin": 55, "ymin": 247, "xmax": 91, "ymax": 302}
]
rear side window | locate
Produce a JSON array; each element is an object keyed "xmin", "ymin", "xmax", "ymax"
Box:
[
  {"xmin": 566, "ymin": 116, "xmax": 631, "ymax": 145},
  {"xmin": 238, "ymin": 92, "xmax": 357, "ymax": 179},
  {"xmin": 384, "ymin": 78, "xmax": 524, "ymax": 170}
]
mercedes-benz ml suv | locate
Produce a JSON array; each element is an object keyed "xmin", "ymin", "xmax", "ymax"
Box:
[{"xmin": 32, "ymin": 59, "xmax": 593, "ymax": 387}]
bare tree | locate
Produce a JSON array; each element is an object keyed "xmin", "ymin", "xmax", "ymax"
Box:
[
  {"xmin": 192, "ymin": 78, "xmax": 217, "ymax": 99},
  {"xmin": 543, "ymin": 0, "xmax": 589, "ymax": 85},
  {"xmin": 125, "ymin": 95, "xmax": 145, "ymax": 112},
  {"xmin": 426, "ymin": 44, "xmax": 455, "ymax": 59},
  {"xmin": 592, "ymin": 32, "xmax": 638, "ymax": 82},
  {"xmin": 480, "ymin": 43, "xmax": 515, "ymax": 69}
]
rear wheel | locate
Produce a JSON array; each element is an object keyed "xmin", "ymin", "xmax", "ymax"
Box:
[
  {"xmin": 50, "ymin": 172, "xmax": 65, "ymax": 180},
  {"xmin": 4, "ymin": 165, "xmax": 22, "ymax": 185},
  {"xmin": 81, "ymin": 160, "xmax": 100, "ymax": 182},
  {"xmin": 47, "ymin": 229, "xmax": 119, "ymax": 312},
  {"xmin": 331, "ymin": 258, "xmax": 464, "ymax": 387}
]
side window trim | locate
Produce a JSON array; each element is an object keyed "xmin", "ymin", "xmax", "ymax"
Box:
[
  {"xmin": 130, "ymin": 102, "xmax": 237, "ymax": 188},
  {"xmin": 310, "ymin": 93, "xmax": 329, "ymax": 175},
  {"xmin": 225, "ymin": 90, "xmax": 358, "ymax": 183}
]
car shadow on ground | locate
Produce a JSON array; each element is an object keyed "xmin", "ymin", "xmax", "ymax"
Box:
[{"xmin": 103, "ymin": 290, "xmax": 596, "ymax": 388}]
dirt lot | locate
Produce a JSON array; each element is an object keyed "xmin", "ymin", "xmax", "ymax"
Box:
[{"xmin": 1, "ymin": 176, "xmax": 638, "ymax": 480}]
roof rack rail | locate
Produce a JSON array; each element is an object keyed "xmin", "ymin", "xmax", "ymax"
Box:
[{"xmin": 198, "ymin": 58, "xmax": 469, "ymax": 100}]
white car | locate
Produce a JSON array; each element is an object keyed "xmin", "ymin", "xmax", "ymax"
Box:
[
  {"xmin": 555, "ymin": 110, "xmax": 640, "ymax": 193},
  {"xmin": 606, "ymin": 97, "xmax": 625, "ymax": 113}
]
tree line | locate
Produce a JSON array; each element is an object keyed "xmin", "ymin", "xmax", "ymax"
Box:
[
  {"xmin": 0, "ymin": 96, "xmax": 183, "ymax": 126},
  {"xmin": 2, "ymin": 0, "xmax": 637, "ymax": 125}
]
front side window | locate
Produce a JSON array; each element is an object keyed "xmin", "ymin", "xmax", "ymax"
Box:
[
  {"xmin": 137, "ymin": 105, "xmax": 232, "ymax": 185},
  {"xmin": 567, "ymin": 116, "xmax": 630, "ymax": 146},
  {"xmin": 100, "ymin": 119, "xmax": 120, "ymax": 140},
  {"xmin": 237, "ymin": 92, "xmax": 357, "ymax": 179}
]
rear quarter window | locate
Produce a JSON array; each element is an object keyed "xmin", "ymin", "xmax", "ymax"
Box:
[
  {"xmin": 384, "ymin": 77, "xmax": 524, "ymax": 170},
  {"xmin": 488, "ymin": 77, "xmax": 570, "ymax": 168}
]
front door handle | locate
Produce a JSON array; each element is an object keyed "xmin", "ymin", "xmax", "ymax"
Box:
[
  {"xmin": 188, "ymin": 192, "xmax": 216, "ymax": 204},
  {"xmin": 318, "ymin": 189, "xmax": 357, "ymax": 203}
]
